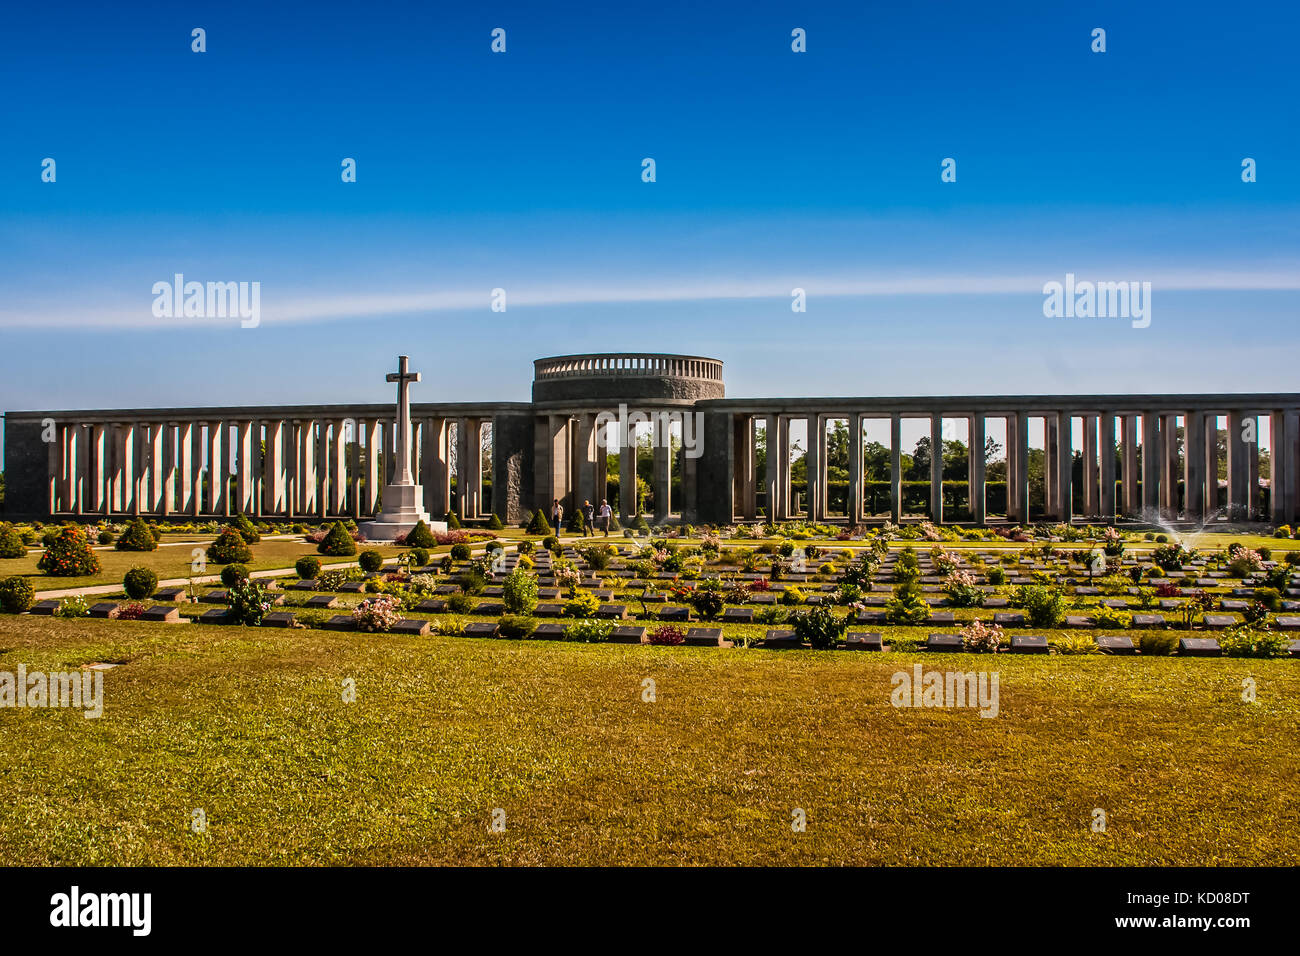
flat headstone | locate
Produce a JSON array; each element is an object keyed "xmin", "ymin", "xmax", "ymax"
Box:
[
  {"xmin": 721, "ymin": 607, "xmax": 754, "ymax": 623},
  {"xmin": 198, "ymin": 608, "xmax": 232, "ymax": 625},
  {"xmin": 595, "ymin": 604, "xmax": 628, "ymax": 620},
  {"xmin": 533, "ymin": 604, "xmax": 564, "ymax": 618},
  {"xmin": 1065, "ymin": 615, "xmax": 1094, "ymax": 628},
  {"xmin": 1101, "ymin": 599, "xmax": 1128, "ymax": 609},
  {"xmin": 761, "ymin": 629, "xmax": 801, "ymax": 648},
  {"xmin": 434, "ymin": 584, "xmax": 460, "ymax": 595},
  {"xmin": 1202, "ymin": 614, "xmax": 1237, "ymax": 628},
  {"xmin": 88, "ymin": 602, "xmax": 120, "ymax": 618},
  {"xmin": 608, "ymin": 625, "xmax": 647, "ymax": 644},
  {"xmin": 1010, "ymin": 634, "xmax": 1049, "ymax": 654},
  {"xmin": 855, "ymin": 610, "xmax": 887, "ymax": 624},
  {"xmin": 1095, "ymin": 634, "xmax": 1136, "ymax": 655},
  {"xmin": 926, "ymin": 633, "xmax": 963, "ymax": 653},
  {"xmin": 304, "ymin": 594, "xmax": 339, "ymax": 609},
  {"xmin": 658, "ymin": 606, "xmax": 691, "ymax": 621},
  {"xmin": 199, "ymin": 590, "xmax": 228, "ymax": 604},
  {"xmin": 1289, "ymin": 640, "xmax": 1300, "ymax": 657},
  {"xmin": 993, "ymin": 612, "xmax": 1025, "ymax": 626},
  {"xmin": 927, "ymin": 611, "xmax": 955, "ymax": 625},
  {"xmin": 153, "ymin": 588, "xmax": 189, "ymax": 602},
  {"xmin": 531, "ymin": 622, "xmax": 566, "ymax": 639},
  {"xmin": 391, "ymin": 618, "xmax": 430, "ymax": 636},
  {"xmin": 1220, "ymin": 600, "xmax": 1249, "ymax": 611},
  {"xmin": 338, "ymin": 582, "xmax": 367, "ymax": 594},
  {"xmin": 983, "ymin": 597, "xmax": 1010, "ymax": 608},
  {"xmin": 537, "ymin": 588, "xmax": 561, "ymax": 599},
  {"xmin": 685, "ymin": 627, "xmax": 728, "ymax": 647},
  {"xmin": 1131, "ymin": 613, "xmax": 1165, "ymax": 628},
  {"xmin": 463, "ymin": 621, "xmax": 499, "ymax": 637},
  {"xmin": 481, "ymin": 586, "xmax": 504, "ymax": 597},
  {"xmin": 845, "ymin": 631, "xmax": 883, "ymax": 651},
  {"xmin": 321, "ymin": 615, "xmax": 354, "ymax": 631},
  {"xmin": 140, "ymin": 605, "xmax": 181, "ymax": 623},
  {"xmin": 1179, "ymin": 637, "xmax": 1221, "ymax": 657},
  {"xmin": 261, "ymin": 611, "xmax": 296, "ymax": 628},
  {"xmin": 414, "ymin": 599, "xmax": 447, "ymax": 613},
  {"xmin": 285, "ymin": 580, "xmax": 318, "ymax": 591},
  {"xmin": 1274, "ymin": 616, "xmax": 1300, "ymax": 631},
  {"xmin": 474, "ymin": 602, "xmax": 505, "ymax": 616},
  {"xmin": 1075, "ymin": 586, "xmax": 1101, "ymax": 596}
]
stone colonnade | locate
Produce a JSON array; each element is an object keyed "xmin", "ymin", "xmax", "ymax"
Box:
[
  {"xmin": 37, "ymin": 406, "xmax": 523, "ymax": 522},
  {"xmin": 716, "ymin": 404, "xmax": 1300, "ymax": 526}
]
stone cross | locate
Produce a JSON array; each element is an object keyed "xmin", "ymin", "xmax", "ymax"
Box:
[{"xmin": 386, "ymin": 355, "xmax": 420, "ymax": 486}]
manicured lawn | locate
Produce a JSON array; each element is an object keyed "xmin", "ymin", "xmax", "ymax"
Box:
[{"xmin": 0, "ymin": 616, "xmax": 1296, "ymax": 866}]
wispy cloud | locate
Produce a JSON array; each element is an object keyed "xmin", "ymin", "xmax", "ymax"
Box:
[{"xmin": 2, "ymin": 268, "xmax": 1297, "ymax": 330}]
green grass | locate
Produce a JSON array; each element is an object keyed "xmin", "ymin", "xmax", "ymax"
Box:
[{"xmin": 0, "ymin": 615, "xmax": 1296, "ymax": 866}]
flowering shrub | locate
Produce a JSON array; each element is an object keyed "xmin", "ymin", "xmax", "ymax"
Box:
[
  {"xmin": 37, "ymin": 525, "xmax": 101, "ymax": 577},
  {"xmin": 943, "ymin": 569, "xmax": 984, "ymax": 607},
  {"xmin": 1227, "ymin": 550, "xmax": 1264, "ymax": 577},
  {"xmin": 960, "ymin": 619, "xmax": 1003, "ymax": 653},
  {"xmin": 0, "ymin": 576, "xmax": 34, "ymax": 613},
  {"xmin": 1219, "ymin": 628, "xmax": 1290, "ymax": 658},
  {"xmin": 563, "ymin": 589, "xmax": 600, "ymax": 618},
  {"xmin": 353, "ymin": 595, "xmax": 402, "ymax": 633},
  {"xmin": 791, "ymin": 603, "xmax": 848, "ymax": 649},
  {"xmin": 408, "ymin": 573, "xmax": 439, "ymax": 595},
  {"xmin": 502, "ymin": 567, "xmax": 538, "ymax": 614},
  {"xmin": 55, "ymin": 596, "xmax": 90, "ymax": 618},
  {"xmin": 931, "ymin": 547, "xmax": 960, "ymax": 574},
  {"xmin": 563, "ymin": 619, "xmax": 614, "ymax": 642},
  {"xmin": 110, "ymin": 601, "xmax": 150, "ymax": 621},
  {"xmin": 554, "ymin": 563, "xmax": 583, "ymax": 596},
  {"xmin": 115, "ymin": 517, "xmax": 158, "ymax": 552},
  {"xmin": 225, "ymin": 577, "xmax": 274, "ymax": 626},
  {"xmin": 647, "ymin": 623, "xmax": 685, "ymax": 645},
  {"xmin": 1152, "ymin": 544, "xmax": 1192, "ymax": 571},
  {"xmin": 1012, "ymin": 584, "xmax": 1065, "ymax": 627},
  {"xmin": 1091, "ymin": 605, "xmax": 1131, "ymax": 629}
]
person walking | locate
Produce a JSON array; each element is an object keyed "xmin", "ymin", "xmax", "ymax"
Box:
[
  {"xmin": 551, "ymin": 498, "xmax": 564, "ymax": 532},
  {"xmin": 582, "ymin": 500, "xmax": 595, "ymax": 537},
  {"xmin": 597, "ymin": 499, "xmax": 612, "ymax": 537}
]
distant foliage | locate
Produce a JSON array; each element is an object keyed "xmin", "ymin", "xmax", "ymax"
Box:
[
  {"xmin": 115, "ymin": 518, "xmax": 158, "ymax": 552},
  {"xmin": 207, "ymin": 527, "xmax": 253, "ymax": 565},
  {"xmin": 0, "ymin": 524, "xmax": 26, "ymax": 559},
  {"xmin": 37, "ymin": 525, "xmax": 101, "ymax": 577}
]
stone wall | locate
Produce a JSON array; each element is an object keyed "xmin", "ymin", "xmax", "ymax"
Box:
[
  {"xmin": 3, "ymin": 421, "xmax": 47, "ymax": 520},
  {"xmin": 491, "ymin": 413, "xmax": 535, "ymax": 525}
]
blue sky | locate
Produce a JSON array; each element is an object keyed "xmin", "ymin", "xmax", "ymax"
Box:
[{"xmin": 1, "ymin": 0, "xmax": 1297, "ymax": 433}]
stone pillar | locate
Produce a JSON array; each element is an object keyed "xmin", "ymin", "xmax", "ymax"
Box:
[
  {"xmin": 314, "ymin": 419, "xmax": 329, "ymax": 519},
  {"xmin": 848, "ymin": 414, "xmax": 864, "ymax": 525},
  {"xmin": 174, "ymin": 422, "xmax": 193, "ymax": 514},
  {"xmin": 1226, "ymin": 411, "xmax": 1249, "ymax": 521},
  {"xmin": 1043, "ymin": 416, "xmax": 1058, "ymax": 518},
  {"xmin": 464, "ymin": 418, "xmax": 482, "ymax": 520},
  {"xmin": 1205, "ymin": 415, "xmax": 1221, "ymax": 516},
  {"xmin": 423, "ymin": 417, "xmax": 451, "ymax": 520},
  {"xmin": 970, "ymin": 414, "xmax": 986, "ymax": 524},
  {"xmin": 300, "ymin": 420, "xmax": 318, "ymax": 516},
  {"xmin": 88, "ymin": 424, "xmax": 107, "ymax": 513},
  {"xmin": 1014, "ymin": 413, "xmax": 1030, "ymax": 524},
  {"xmin": 363, "ymin": 419, "xmax": 381, "ymax": 516},
  {"xmin": 929, "ymin": 414, "xmax": 943, "ymax": 523},
  {"xmin": 160, "ymin": 423, "xmax": 177, "ymax": 516},
  {"xmin": 1285, "ymin": 410, "xmax": 1300, "ymax": 524},
  {"xmin": 1270, "ymin": 411, "xmax": 1289, "ymax": 525},
  {"xmin": 207, "ymin": 421, "xmax": 226, "ymax": 516},
  {"xmin": 733, "ymin": 416, "xmax": 754, "ymax": 521},
  {"xmin": 621, "ymin": 416, "xmax": 637, "ymax": 522},
  {"xmin": 1005, "ymin": 415, "xmax": 1019, "ymax": 519},
  {"xmin": 1055, "ymin": 412, "xmax": 1073, "ymax": 523},
  {"xmin": 1185, "ymin": 412, "xmax": 1207, "ymax": 522},
  {"xmin": 1119, "ymin": 415, "xmax": 1137, "ymax": 516},
  {"xmin": 234, "ymin": 422, "xmax": 253, "ymax": 515},
  {"xmin": 576, "ymin": 413, "xmax": 598, "ymax": 514},
  {"xmin": 47, "ymin": 424, "xmax": 60, "ymax": 515},
  {"xmin": 58, "ymin": 424, "xmax": 76, "ymax": 514},
  {"xmin": 1245, "ymin": 416, "xmax": 1260, "ymax": 520},
  {"xmin": 890, "ymin": 414, "xmax": 903, "ymax": 523},
  {"xmin": 330, "ymin": 420, "xmax": 349, "ymax": 516},
  {"xmin": 654, "ymin": 425, "xmax": 672, "ymax": 522},
  {"xmin": 1083, "ymin": 415, "xmax": 1098, "ymax": 517},
  {"xmin": 1141, "ymin": 412, "xmax": 1161, "ymax": 518},
  {"xmin": 764, "ymin": 414, "xmax": 779, "ymax": 522},
  {"xmin": 806, "ymin": 414, "xmax": 821, "ymax": 521},
  {"xmin": 777, "ymin": 416, "xmax": 791, "ymax": 520},
  {"xmin": 116, "ymin": 423, "xmax": 136, "ymax": 515},
  {"xmin": 1099, "ymin": 413, "xmax": 1117, "ymax": 521},
  {"xmin": 1160, "ymin": 413, "xmax": 1179, "ymax": 519}
]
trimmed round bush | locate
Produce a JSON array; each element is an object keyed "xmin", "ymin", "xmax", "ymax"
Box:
[
  {"xmin": 404, "ymin": 520, "xmax": 437, "ymax": 549},
  {"xmin": 37, "ymin": 525, "xmax": 101, "ymax": 577},
  {"xmin": 123, "ymin": 566, "xmax": 158, "ymax": 599},
  {"xmin": 318, "ymin": 522, "xmax": 358, "ymax": 557},
  {"xmin": 408, "ymin": 547, "xmax": 430, "ymax": 566},
  {"xmin": 445, "ymin": 511, "xmax": 462, "ymax": 530},
  {"xmin": 0, "ymin": 576, "xmax": 35, "ymax": 613},
  {"xmin": 542, "ymin": 535, "xmax": 559, "ymax": 552},
  {"xmin": 525, "ymin": 510, "xmax": 552, "ymax": 536},
  {"xmin": 221, "ymin": 564, "xmax": 249, "ymax": 587},
  {"xmin": 486, "ymin": 513, "xmax": 505, "ymax": 530},
  {"xmin": 295, "ymin": 555, "xmax": 322, "ymax": 579},
  {"xmin": 115, "ymin": 518, "xmax": 158, "ymax": 552},
  {"xmin": 207, "ymin": 527, "xmax": 253, "ymax": 564},
  {"xmin": 358, "ymin": 549, "xmax": 384, "ymax": 573},
  {"xmin": 0, "ymin": 525, "xmax": 27, "ymax": 559},
  {"xmin": 97, "ymin": 529, "xmax": 115, "ymax": 545},
  {"xmin": 449, "ymin": 543, "xmax": 471, "ymax": 561}
]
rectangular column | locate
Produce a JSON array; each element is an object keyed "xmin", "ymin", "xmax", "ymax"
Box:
[
  {"xmin": 1141, "ymin": 412, "xmax": 1161, "ymax": 517},
  {"xmin": 1014, "ymin": 413, "xmax": 1030, "ymax": 524},
  {"xmin": 929, "ymin": 414, "xmax": 943, "ymax": 523},
  {"xmin": 1160, "ymin": 414, "xmax": 1179, "ymax": 518},
  {"xmin": 363, "ymin": 419, "xmax": 381, "ymax": 516},
  {"xmin": 1083, "ymin": 415, "xmax": 1098, "ymax": 517},
  {"xmin": 1120, "ymin": 415, "xmax": 1138, "ymax": 516},
  {"xmin": 175, "ymin": 422, "xmax": 194, "ymax": 514},
  {"xmin": 236, "ymin": 421, "xmax": 255, "ymax": 515},
  {"xmin": 805, "ymin": 414, "xmax": 821, "ymax": 521},
  {"xmin": 970, "ymin": 414, "xmax": 986, "ymax": 524},
  {"xmin": 1099, "ymin": 413, "xmax": 1116, "ymax": 521},
  {"xmin": 576, "ymin": 413, "xmax": 598, "ymax": 514},
  {"xmin": 654, "ymin": 429, "xmax": 672, "ymax": 522},
  {"xmin": 1056, "ymin": 412, "xmax": 1073, "ymax": 523},
  {"xmin": 89, "ymin": 424, "xmax": 107, "ymax": 513},
  {"xmin": 315, "ymin": 419, "xmax": 329, "ymax": 519},
  {"xmin": 777, "ymin": 416, "xmax": 791, "ymax": 520},
  {"xmin": 160, "ymin": 423, "xmax": 176, "ymax": 515},
  {"xmin": 331, "ymin": 420, "xmax": 349, "ymax": 516},
  {"xmin": 1043, "ymin": 416, "xmax": 1058, "ymax": 518},
  {"xmin": 207, "ymin": 421, "xmax": 226, "ymax": 516},
  {"xmin": 619, "ymin": 416, "xmax": 636, "ymax": 522},
  {"xmin": 116, "ymin": 423, "xmax": 136, "ymax": 515},
  {"xmin": 848, "ymin": 414, "xmax": 863, "ymax": 525},
  {"xmin": 889, "ymin": 414, "xmax": 902, "ymax": 523},
  {"xmin": 1205, "ymin": 415, "xmax": 1220, "ymax": 516},
  {"xmin": 763, "ymin": 414, "xmax": 779, "ymax": 523},
  {"xmin": 1182, "ymin": 412, "xmax": 1202, "ymax": 522},
  {"xmin": 47, "ymin": 424, "xmax": 60, "ymax": 515},
  {"xmin": 1226, "ymin": 411, "xmax": 1249, "ymax": 521},
  {"xmin": 1245, "ymin": 416, "xmax": 1260, "ymax": 520}
]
